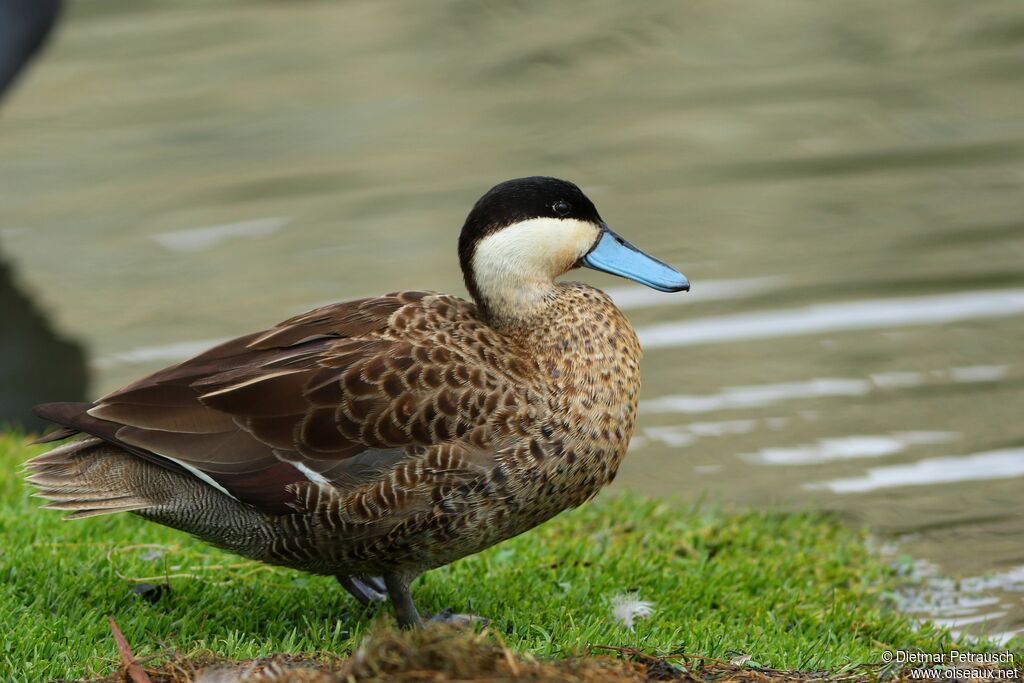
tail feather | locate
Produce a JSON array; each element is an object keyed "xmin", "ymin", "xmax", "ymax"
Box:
[
  {"xmin": 32, "ymin": 401, "xmax": 130, "ymax": 447},
  {"xmin": 22, "ymin": 437, "xmax": 87, "ymax": 471},
  {"xmin": 24, "ymin": 437, "xmax": 154, "ymax": 519},
  {"xmin": 41, "ymin": 498, "xmax": 152, "ymax": 519},
  {"xmin": 26, "ymin": 435, "xmax": 282, "ymax": 559},
  {"xmin": 32, "ymin": 426, "xmax": 79, "ymax": 444}
]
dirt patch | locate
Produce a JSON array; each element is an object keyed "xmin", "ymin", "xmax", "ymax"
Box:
[
  {"xmin": 89, "ymin": 624, "xmax": 1015, "ymax": 683},
  {"xmin": 94, "ymin": 625, "xmax": 645, "ymax": 682}
]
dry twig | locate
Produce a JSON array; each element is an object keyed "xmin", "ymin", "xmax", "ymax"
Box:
[{"xmin": 108, "ymin": 617, "xmax": 154, "ymax": 683}]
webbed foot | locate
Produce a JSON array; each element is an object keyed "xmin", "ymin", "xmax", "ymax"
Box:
[
  {"xmin": 337, "ymin": 574, "xmax": 387, "ymax": 608},
  {"xmin": 429, "ymin": 608, "xmax": 489, "ymax": 628}
]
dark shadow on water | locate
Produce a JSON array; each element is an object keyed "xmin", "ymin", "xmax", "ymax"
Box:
[
  {"xmin": 0, "ymin": 252, "xmax": 88, "ymax": 431},
  {"xmin": 1, "ymin": 0, "xmax": 85, "ymax": 430},
  {"xmin": 0, "ymin": 0, "xmax": 62, "ymax": 99}
]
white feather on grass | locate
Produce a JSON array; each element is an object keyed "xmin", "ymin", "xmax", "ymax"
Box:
[{"xmin": 610, "ymin": 593, "xmax": 655, "ymax": 629}]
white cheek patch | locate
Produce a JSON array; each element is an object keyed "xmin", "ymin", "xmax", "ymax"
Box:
[{"xmin": 471, "ymin": 217, "xmax": 600, "ymax": 296}]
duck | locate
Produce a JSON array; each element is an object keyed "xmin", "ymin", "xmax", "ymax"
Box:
[{"xmin": 25, "ymin": 176, "xmax": 689, "ymax": 628}]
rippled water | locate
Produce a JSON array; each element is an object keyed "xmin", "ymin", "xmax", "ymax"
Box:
[{"xmin": 1, "ymin": 0, "xmax": 1022, "ymax": 640}]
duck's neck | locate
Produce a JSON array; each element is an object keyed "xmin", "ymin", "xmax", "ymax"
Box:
[
  {"xmin": 481, "ymin": 282, "xmax": 642, "ymax": 382},
  {"xmin": 463, "ymin": 217, "xmax": 601, "ymax": 334},
  {"xmin": 525, "ymin": 281, "xmax": 641, "ymax": 361},
  {"xmin": 474, "ymin": 277, "xmax": 558, "ymax": 334}
]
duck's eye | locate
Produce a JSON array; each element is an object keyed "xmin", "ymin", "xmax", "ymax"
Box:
[{"xmin": 553, "ymin": 200, "xmax": 571, "ymax": 216}]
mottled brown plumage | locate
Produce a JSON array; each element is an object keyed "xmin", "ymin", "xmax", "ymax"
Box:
[{"xmin": 25, "ymin": 176, "xmax": 687, "ymax": 627}]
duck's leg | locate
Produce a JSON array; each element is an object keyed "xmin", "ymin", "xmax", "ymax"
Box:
[
  {"xmin": 384, "ymin": 571, "xmax": 423, "ymax": 628},
  {"xmin": 337, "ymin": 575, "xmax": 387, "ymax": 607},
  {"xmin": 381, "ymin": 571, "xmax": 488, "ymax": 628}
]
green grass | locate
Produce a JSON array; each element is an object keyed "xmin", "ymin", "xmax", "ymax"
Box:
[{"xmin": 0, "ymin": 433, "xmax": 1012, "ymax": 681}]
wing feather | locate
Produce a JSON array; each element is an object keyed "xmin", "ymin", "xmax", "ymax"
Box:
[{"xmin": 32, "ymin": 291, "xmax": 517, "ymax": 515}]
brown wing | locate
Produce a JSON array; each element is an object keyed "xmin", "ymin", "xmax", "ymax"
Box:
[{"xmin": 35, "ymin": 290, "xmax": 518, "ymax": 514}]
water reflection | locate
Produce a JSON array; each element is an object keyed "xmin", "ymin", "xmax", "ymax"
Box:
[
  {"xmin": 642, "ymin": 378, "xmax": 871, "ymax": 413},
  {"xmin": 606, "ymin": 276, "xmax": 787, "ymax": 310},
  {"xmin": 637, "ymin": 289, "xmax": 1024, "ymax": 349},
  {"xmin": 638, "ymin": 419, "xmax": 759, "ymax": 449},
  {"xmin": 742, "ymin": 431, "xmax": 957, "ymax": 466},
  {"xmin": 894, "ymin": 557, "xmax": 1024, "ymax": 646},
  {"xmin": 808, "ymin": 448, "xmax": 1024, "ymax": 494},
  {"xmin": 92, "ymin": 337, "xmax": 228, "ymax": 370},
  {"xmin": 641, "ymin": 365, "xmax": 1013, "ymax": 415},
  {"xmin": 152, "ymin": 216, "xmax": 292, "ymax": 253}
]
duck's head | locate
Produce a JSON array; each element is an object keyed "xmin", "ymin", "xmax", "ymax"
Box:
[{"xmin": 459, "ymin": 176, "xmax": 689, "ymax": 324}]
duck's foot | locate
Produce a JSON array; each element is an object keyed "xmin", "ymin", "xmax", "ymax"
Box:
[
  {"xmin": 337, "ymin": 575, "xmax": 387, "ymax": 608},
  {"xmin": 428, "ymin": 608, "xmax": 489, "ymax": 628},
  {"xmin": 377, "ymin": 572, "xmax": 487, "ymax": 629}
]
